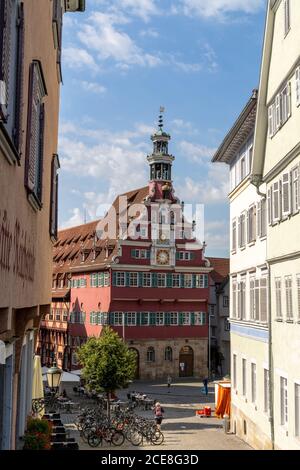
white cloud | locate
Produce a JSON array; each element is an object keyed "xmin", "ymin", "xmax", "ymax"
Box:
[
  {"xmin": 62, "ymin": 47, "xmax": 99, "ymax": 70},
  {"xmin": 139, "ymin": 28, "xmax": 159, "ymax": 38},
  {"xmin": 179, "ymin": 0, "xmax": 264, "ymax": 20},
  {"xmin": 77, "ymin": 12, "xmax": 162, "ymax": 68},
  {"xmin": 177, "ymin": 164, "xmax": 229, "ymax": 204},
  {"xmin": 61, "ymin": 208, "xmax": 84, "ymax": 228},
  {"xmin": 79, "ymin": 81, "xmax": 107, "ymax": 94},
  {"xmin": 202, "ymin": 43, "xmax": 218, "ymax": 72},
  {"xmin": 178, "ymin": 141, "xmax": 217, "ymax": 164},
  {"xmin": 118, "ymin": 0, "xmax": 159, "ymax": 21}
]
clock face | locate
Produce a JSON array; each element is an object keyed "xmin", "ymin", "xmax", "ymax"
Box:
[{"xmin": 156, "ymin": 249, "xmax": 170, "ymax": 265}]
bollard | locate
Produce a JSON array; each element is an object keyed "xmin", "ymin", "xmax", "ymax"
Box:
[{"xmin": 223, "ymin": 414, "xmax": 230, "ymax": 433}]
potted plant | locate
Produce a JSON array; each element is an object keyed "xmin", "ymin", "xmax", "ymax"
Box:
[{"xmin": 23, "ymin": 417, "xmax": 52, "ymax": 450}]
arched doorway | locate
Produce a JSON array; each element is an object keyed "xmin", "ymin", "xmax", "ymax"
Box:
[
  {"xmin": 179, "ymin": 346, "xmax": 194, "ymax": 377},
  {"xmin": 129, "ymin": 348, "xmax": 140, "ymax": 379}
]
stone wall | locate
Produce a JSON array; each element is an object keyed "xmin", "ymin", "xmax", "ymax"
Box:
[{"xmin": 231, "ymin": 404, "xmax": 273, "ymax": 450}]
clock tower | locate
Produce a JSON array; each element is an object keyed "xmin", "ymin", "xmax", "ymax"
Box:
[{"xmin": 146, "ymin": 109, "xmax": 178, "ymax": 267}]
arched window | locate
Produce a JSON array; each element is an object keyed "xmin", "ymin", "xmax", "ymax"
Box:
[
  {"xmin": 147, "ymin": 347, "xmax": 155, "ymax": 362},
  {"xmin": 165, "ymin": 346, "xmax": 172, "ymax": 361}
]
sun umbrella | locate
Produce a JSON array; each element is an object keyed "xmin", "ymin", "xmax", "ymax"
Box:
[{"xmin": 32, "ymin": 355, "xmax": 45, "ymax": 418}]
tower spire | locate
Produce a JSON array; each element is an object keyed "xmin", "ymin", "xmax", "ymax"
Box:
[{"xmin": 158, "ymin": 106, "xmax": 165, "ymax": 131}]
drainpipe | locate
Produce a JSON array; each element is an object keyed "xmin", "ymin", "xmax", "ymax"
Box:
[{"xmin": 251, "ymin": 175, "xmax": 275, "ymax": 449}]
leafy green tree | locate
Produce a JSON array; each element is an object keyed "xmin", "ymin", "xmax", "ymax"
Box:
[{"xmin": 77, "ymin": 327, "xmax": 137, "ymax": 418}]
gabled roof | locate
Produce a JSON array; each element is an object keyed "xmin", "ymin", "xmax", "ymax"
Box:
[
  {"xmin": 53, "ymin": 186, "xmax": 149, "ymax": 275},
  {"xmin": 208, "ymin": 257, "xmax": 230, "ymax": 284},
  {"xmin": 212, "ymin": 90, "xmax": 258, "ymax": 165}
]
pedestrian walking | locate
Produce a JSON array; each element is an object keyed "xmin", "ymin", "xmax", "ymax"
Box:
[
  {"xmin": 153, "ymin": 401, "xmax": 165, "ymax": 431},
  {"xmin": 167, "ymin": 375, "xmax": 172, "ymax": 393}
]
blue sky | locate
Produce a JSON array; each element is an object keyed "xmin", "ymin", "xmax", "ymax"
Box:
[{"xmin": 58, "ymin": 0, "xmax": 266, "ymax": 257}]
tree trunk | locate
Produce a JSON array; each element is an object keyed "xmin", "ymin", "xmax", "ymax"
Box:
[{"xmin": 107, "ymin": 391, "xmax": 110, "ymax": 421}]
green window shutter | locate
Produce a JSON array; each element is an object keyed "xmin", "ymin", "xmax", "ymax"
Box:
[
  {"xmin": 150, "ymin": 312, "xmax": 156, "ymax": 325},
  {"xmin": 202, "ymin": 312, "xmax": 206, "ymax": 325},
  {"xmin": 125, "ymin": 272, "xmax": 130, "ymax": 287},
  {"xmin": 191, "ymin": 252, "xmax": 196, "ymax": 261},
  {"xmin": 136, "ymin": 312, "xmax": 141, "ymax": 326},
  {"xmin": 179, "ymin": 312, "xmax": 184, "ymax": 325},
  {"xmin": 165, "ymin": 312, "xmax": 170, "ymax": 326},
  {"xmin": 192, "ymin": 274, "xmax": 196, "ymax": 289},
  {"xmin": 124, "ymin": 312, "xmax": 128, "ymax": 326},
  {"xmin": 167, "ymin": 273, "xmax": 172, "ymax": 288},
  {"xmin": 131, "ymin": 249, "xmax": 136, "ymax": 258},
  {"xmin": 112, "ymin": 272, "xmax": 117, "ymax": 286},
  {"xmin": 191, "ymin": 312, "xmax": 195, "ymax": 325},
  {"xmin": 147, "ymin": 250, "xmax": 151, "ymax": 259},
  {"xmin": 90, "ymin": 312, "xmax": 93, "ymax": 325},
  {"xmin": 152, "ymin": 273, "xmax": 157, "ymax": 288},
  {"xmin": 138, "ymin": 272, "xmax": 143, "ymax": 287},
  {"xmin": 180, "ymin": 274, "xmax": 185, "ymax": 288},
  {"xmin": 176, "ymin": 252, "xmax": 180, "ymax": 260},
  {"xmin": 205, "ymin": 275, "xmax": 209, "ymax": 288},
  {"xmin": 109, "ymin": 312, "xmax": 114, "ymax": 325},
  {"xmin": 100, "ymin": 273, "xmax": 105, "ymax": 287}
]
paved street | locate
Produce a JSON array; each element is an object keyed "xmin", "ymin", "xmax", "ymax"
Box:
[{"xmin": 62, "ymin": 380, "xmax": 252, "ymax": 451}]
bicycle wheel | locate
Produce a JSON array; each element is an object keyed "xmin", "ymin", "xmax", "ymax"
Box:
[
  {"xmin": 88, "ymin": 433, "xmax": 101, "ymax": 448},
  {"xmin": 127, "ymin": 429, "xmax": 143, "ymax": 446},
  {"xmin": 151, "ymin": 430, "xmax": 164, "ymax": 446},
  {"xmin": 111, "ymin": 431, "xmax": 125, "ymax": 446}
]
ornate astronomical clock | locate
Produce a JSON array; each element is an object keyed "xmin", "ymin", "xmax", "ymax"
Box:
[{"xmin": 156, "ymin": 249, "xmax": 170, "ymax": 266}]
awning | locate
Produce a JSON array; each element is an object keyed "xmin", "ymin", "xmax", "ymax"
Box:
[
  {"xmin": 215, "ymin": 382, "xmax": 231, "ymax": 419},
  {"xmin": 0, "ymin": 340, "xmax": 6, "ymax": 364}
]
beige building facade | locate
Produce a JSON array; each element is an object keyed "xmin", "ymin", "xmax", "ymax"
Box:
[
  {"xmin": 253, "ymin": 0, "xmax": 300, "ymax": 450},
  {"xmin": 0, "ymin": 0, "xmax": 85, "ymax": 449}
]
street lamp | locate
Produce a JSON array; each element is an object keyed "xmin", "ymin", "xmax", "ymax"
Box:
[{"xmin": 47, "ymin": 361, "xmax": 63, "ymax": 393}]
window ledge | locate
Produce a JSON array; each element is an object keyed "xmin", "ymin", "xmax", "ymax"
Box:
[
  {"xmin": 259, "ymin": 236, "xmax": 267, "ymax": 241},
  {"xmin": 240, "ymin": 246, "xmax": 246, "ymax": 251},
  {"xmin": 231, "ymin": 250, "xmax": 237, "ymax": 255},
  {"xmin": 27, "ymin": 193, "xmax": 42, "ymax": 212},
  {"xmin": 286, "ymin": 319, "xmax": 294, "ymax": 324},
  {"xmin": 0, "ymin": 122, "xmax": 20, "ymax": 165},
  {"xmin": 248, "ymin": 241, "xmax": 256, "ymax": 247},
  {"xmin": 275, "ymin": 318, "xmax": 283, "ymax": 322}
]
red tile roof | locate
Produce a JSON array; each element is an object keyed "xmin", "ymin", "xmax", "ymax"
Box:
[
  {"xmin": 53, "ymin": 186, "xmax": 149, "ymax": 275},
  {"xmin": 208, "ymin": 257, "xmax": 230, "ymax": 283}
]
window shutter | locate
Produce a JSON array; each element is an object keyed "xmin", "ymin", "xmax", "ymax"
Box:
[
  {"xmin": 180, "ymin": 274, "xmax": 185, "ymax": 288},
  {"xmin": 131, "ymin": 249, "xmax": 136, "ymax": 258},
  {"xmin": 296, "ymin": 67, "xmax": 300, "ymax": 107},
  {"xmin": 282, "ymin": 173, "xmax": 291, "ymax": 216},
  {"xmin": 167, "ymin": 273, "xmax": 172, "ymax": 288},
  {"xmin": 109, "ymin": 312, "xmax": 114, "ymax": 325},
  {"xmin": 36, "ymin": 103, "xmax": 45, "ymax": 202},
  {"xmin": 13, "ymin": 2, "xmax": 25, "ymax": 155},
  {"xmin": 267, "ymin": 188, "xmax": 272, "ymax": 225},
  {"xmin": 275, "ymin": 94, "xmax": 281, "ymax": 130},
  {"xmin": 176, "ymin": 252, "xmax": 180, "ymax": 260},
  {"xmin": 150, "ymin": 312, "xmax": 156, "ymax": 325},
  {"xmin": 152, "ymin": 272, "xmax": 157, "ymax": 288},
  {"xmin": 190, "ymin": 252, "xmax": 196, "ymax": 261},
  {"xmin": 0, "ymin": 0, "xmax": 13, "ymax": 119},
  {"xmin": 25, "ymin": 63, "xmax": 39, "ymax": 192},
  {"xmin": 192, "ymin": 274, "xmax": 197, "ymax": 289},
  {"xmin": 257, "ymin": 202, "xmax": 261, "ymax": 238},
  {"xmin": 112, "ymin": 272, "xmax": 117, "ymax": 286},
  {"xmin": 268, "ymin": 106, "xmax": 273, "ymax": 137},
  {"xmin": 165, "ymin": 312, "xmax": 170, "ymax": 326},
  {"xmin": 136, "ymin": 312, "xmax": 141, "ymax": 326},
  {"xmin": 179, "ymin": 312, "xmax": 183, "ymax": 325},
  {"xmin": 190, "ymin": 312, "xmax": 195, "ymax": 325},
  {"xmin": 138, "ymin": 271, "xmax": 143, "ymax": 287},
  {"xmin": 298, "ymin": 163, "xmax": 300, "ymax": 211},
  {"xmin": 50, "ymin": 154, "xmax": 59, "ymax": 239}
]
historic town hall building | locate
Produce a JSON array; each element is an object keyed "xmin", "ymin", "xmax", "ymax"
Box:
[{"xmin": 37, "ymin": 114, "xmax": 213, "ymax": 379}]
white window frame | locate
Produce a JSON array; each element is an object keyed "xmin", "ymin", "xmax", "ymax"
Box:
[
  {"xmin": 251, "ymin": 362, "xmax": 257, "ymax": 404},
  {"xmin": 233, "ymin": 354, "xmax": 237, "ymax": 390},
  {"xmin": 284, "ymin": 0, "xmax": 291, "ymax": 37},
  {"xmin": 141, "ymin": 312, "xmax": 149, "ymax": 326},
  {"xmin": 172, "ymin": 274, "xmax": 180, "ymax": 288},
  {"xmin": 292, "ymin": 167, "xmax": 299, "ymax": 215},
  {"xmin": 157, "ymin": 273, "xmax": 166, "ymax": 288},
  {"xmin": 285, "ymin": 275, "xmax": 293, "ymax": 320},
  {"xmin": 297, "ymin": 275, "xmax": 300, "ymax": 321},
  {"xmin": 143, "ymin": 272, "xmax": 152, "ymax": 287},
  {"xmin": 129, "ymin": 272, "xmax": 138, "ymax": 287},
  {"xmin": 296, "ymin": 66, "xmax": 300, "ymax": 107},
  {"xmin": 170, "ymin": 312, "xmax": 178, "ymax": 325},
  {"xmin": 127, "ymin": 312, "xmax": 137, "ymax": 326},
  {"xmin": 282, "ymin": 172, "xmax": 291, "ymax": 217},
  {"xmin": 156, "ymin": 312, "xmax": 164, "ymax": 326},
  {"xmin": 116, "ymin": 272, "xmax": 125, "ymax": 287},
  {"xmin": 280, "ymin": 376, "xmax": 288, "ymax": 426},
  {"xmin": 275, "ymin": 277, "xmax": 283, "ymax": 320},
  {"xmin": 181, "ymin": 312, "xmax": 190, "ymax": 325},
  {"xmin": 114, "ymin": 312, "xmax": 123, "ymax": 326},
  {"xmin": 295, "ymin": 383, "xmax": 300, "ymax": 437},
  {"xmin": 242, "ymin": 358, "xmax": 247, "ymax": 397},
  {"xmin": 184, "ymin": 274, "xmax": 193, "ymax": 288},
  {"xmin": 272, "ymin": 181, "xmax": 281, "ymax": 223},
  {"xmin": 264, "ymin": 369, "xmax": 270, "ymax": 414},
  {"xmin": 232, "ymin": 218, "xmax": 237, "ymax": 252}
]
